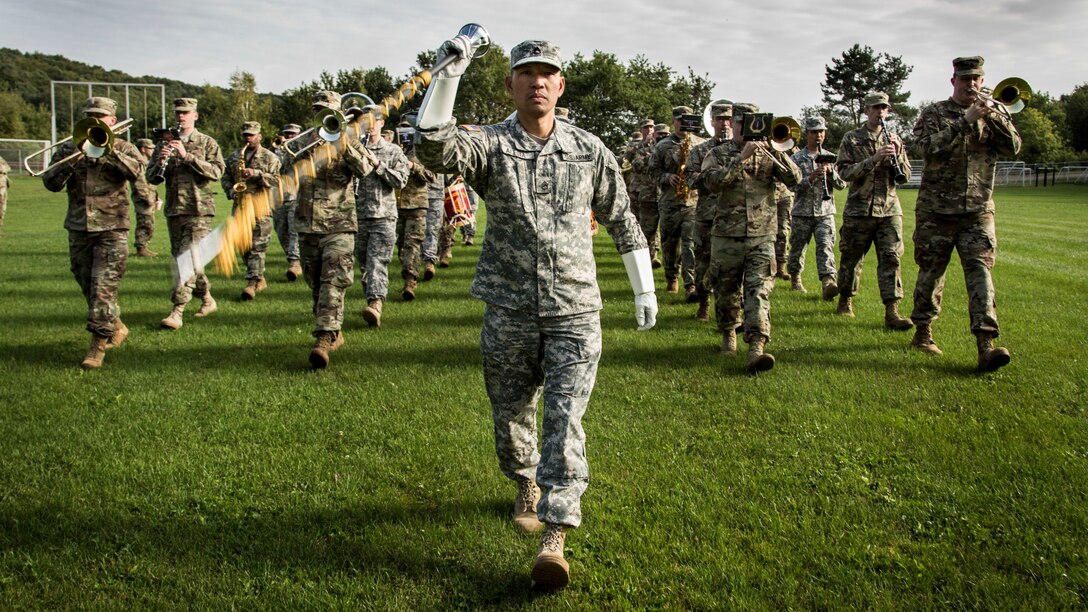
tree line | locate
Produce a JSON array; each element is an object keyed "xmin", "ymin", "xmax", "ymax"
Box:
[{"xmin": 2, "ymin": 46, "xmax": 1086, "ymax": 163}]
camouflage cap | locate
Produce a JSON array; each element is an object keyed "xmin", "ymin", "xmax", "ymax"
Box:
[
  {"xmin": 281, "ymin": 123, "xmax": 302, "ymax": 135},
  {"xmin": 555, "ymin": 106, "xmax": 569, "ymax": 118},
  {"xmin": 804, "ymin": 116, "xmax": 828, "ymax": 132},
  {"xmin": 83, "ymin": 96, "xmax": 118, "ymax": 116},
  {"xmin": 312, "ymin": 90, "xmax": 341, "ymax": 111},
  {"xmin": 653, "ymin": 123, "xmax": 671, "ymax": 134},
  {"xmin": 672, "ymin": 105, "xmax": 694, "ymax": 118},
  {"xmin": 953, "ymin": 56, "xmax": 985, "ymax": 77},
  {"xmin": 381, "ymin": 129, "xmax": 394, "ymax": 137},
  {"xmin": 135, "ymin": 138, "xmax": 154, "ymax": 149},
  {"xmin": 397, "ymin": 120, "xmax": 412, "ymax": 128},
  {"xmin": 731, "ymin": 102, "xmax": 760, "ymax": 120},
  {"xmin": 510, "ymin": 40, "xmax": 563, "ymax": 70},
  {"xmin": 863, "ymin": 91, "xmax": 890, "ymax": 108},
  {"xmin": 241, "ymin": 121, "xmax": 261, "ymax": 135},
  {"xmin": 710, "ymin": 99, "xmax": 734, "ymax": 118},
  {"xmin": 173, "ymin": 97, "xmax": 198, "ymax": 112},
  {"xmin": 639, "ymin": 118, "xmax": 655, "ymax": 129}
]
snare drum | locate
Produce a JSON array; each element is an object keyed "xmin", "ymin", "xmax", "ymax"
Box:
[{"xmin": 443, "ymin": 177, "xmax": 475, "ymax": 228}]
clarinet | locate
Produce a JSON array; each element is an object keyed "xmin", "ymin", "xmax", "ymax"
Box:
[{"xmin": 879, "ymin": 117, "xmax": 908, "ymax": 185}]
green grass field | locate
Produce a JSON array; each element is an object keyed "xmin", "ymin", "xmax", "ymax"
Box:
[{"xmin": 0, "ymin": 176, "xmax": 1085, "ymax": 609}]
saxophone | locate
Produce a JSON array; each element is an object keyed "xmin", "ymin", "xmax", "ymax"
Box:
[
  {"xmin": 232, "ymin": 142, "xmax": 249, "ymax": 196},
  {"xmin": 674, "ymin": 132, "xmax": 691, "ymax": 199}
]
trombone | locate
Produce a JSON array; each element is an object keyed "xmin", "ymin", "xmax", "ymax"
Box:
[
  {"xmin": 282, "ymin": 94, "xmax": 372, "ymax": 160},
  {"xmin": 24, "ymin": 117, "xmax": 135, "ymax": 176},
  {"xmin": 769, "ymin": 116, "xmax": 801, "ymax": 152},
  {"xmin": 971, "ymin": 77, "xmax": 1032, "ymax": 118}
]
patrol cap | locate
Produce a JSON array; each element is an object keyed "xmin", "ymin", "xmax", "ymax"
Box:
[
  {"xmin": 312, "ymin": 90, "xmax": 341, "ymax": 111},
  {"xmin": 381, "ymin": 129, "xmax": 394, "ymax": 138},
  {"xmin": 241, "ymin": 121, "xmax": 261, "ymax": 135},
  {"xmin": 281, "ymin": 123, "xmax": 302, "ymax": 135},
  {"xmin": 510, "ymin": 40, "xmax": 563, "ymax": 70},
  {"xmin": 555, "ymin": 106, "xmax": 569, "ymax": 118},
  {"xmin": 953, "ymin": 56, "xmax": 985, "ymax": 77},
  {"xmin": 630, "ymin": 130, "xmax": 643, "ymax": 139},
  {"xmin": 731, "ymin": 102, "xmax": 760, "ymax": 120},
  {"xmin": 653, "ymin": 123, "xmax": 670, "ymax": 134},
  {"xmin": 863, "ymin": 91, "xmax": 890, "ymax": 108},
  {"xmin": 639, "ymin": 118, "xmax": 655, "ymax": 129},
  {"xmin": 83, "ymin": 96, "xmax": 118, "ymax": 116},
  {"xmin": 804, "ymin": 116, "xmax": 828, "ymax": 132},
  {"xmin": 135, "ymin": 138, "xmax": 154, "ymax": 149},
  {"xmin": 710, "ymin": 99, "xmax": 734, "ymax": 118},
  {"xmin": 362, "ymin": 104, "xmax": 386, "ymax": 118},
  {"xmin": 672, "ymin": 105, "xmax": 694, "ymax": 118},
  {"xmin": 173, "ymin": 97, "xmax": 198, "ymax": 112},
  {"xmin": 397, "ymin": 120, "xmax": 412, "ymax": 128}
]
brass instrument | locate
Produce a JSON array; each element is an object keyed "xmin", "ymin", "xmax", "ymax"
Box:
[
  {"xmin": 769, "ymin": 116, "xmax": 801, "ymax": 152},
  {"xmin": 674, "ymin": 132, "xmax": 692, "ymax": 199},
  {"xmin": 232, "ymin": 142, "xmax": 249, "ymax": 196},
  {"xmin": 878, "ymin": 116, "xmax": 908, "ymax": 185},
  {"xmin": 24, "ymin": 117, "xmax": 135, "ymax": 176},
  {"xmin": 971, "ymin": 77, "xmax": 1032, "ymax": 118}
]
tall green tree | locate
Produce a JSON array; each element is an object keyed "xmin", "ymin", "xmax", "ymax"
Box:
[
  {"xmin": 821, "ymin": 44, "xmax": 914, "ymax": 129},
  {"xmin": 1013, "ymin": 107, "xmax": 1068, "ymax": 163},
  {"xmin": 1062, "ymin": 82, "xmax": 1088, "ymax": 152}
]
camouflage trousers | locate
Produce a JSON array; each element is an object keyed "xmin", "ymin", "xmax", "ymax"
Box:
[
  {"xmin": 355, "ymin": 217, "xmax": 396, "ymax": 301},
  {"xmin": 911, "ymin": 211, "xmax": 999, "ymax": 335},
  {"xmin": 273, "ymin": 197, "xmax": 300, "ymax": 262},
  {"xmin": 710, "ymin": 234, "xmax": 774, "ymax": 342},
  {"xmin": 133, "ymin": 202, "xmax": 155, "ymax": 249},
  {"xmin": 242, "ymin": 215, "xmax": 273, "ymax": 280},
  {"xmin": 396, "ymin": 208, "xmax": 427, "ymax": 280},
  {"xmin": 788, "ymin": 215, "xmax": 837, "ymax": 280},
  {"xmin": 422, "ymin": 195, "xmax": 444, "ymax": 263},
  {"xmin": 69, "ymin": 229, "xmax": 127, "ymax": 337},
  {"xmin": 838, "ymin": 215, "xmax": 905, "ymax": 304},
  {"xmin": 692, "ymin": 216, "xmax": 715, "ymax": 298},
  {"xmin": 636, "ymin": 197, "xmax": 661, "ymax": 259},
  {"xmin": 776, "ymin": 195, "xmax": 792, "ymax": 270},
  {"xmin": 481, "ymin": 304, "xmax": 601, "ymax": 529},
  {"xmin": 660, "ymin": 202, "xmax": 697, "ymax": 287},
  {"xmin": 459, "ymin": 195, "xmax": 479, "ymax": 239},
  {"xmin": 0, "ymin": 183, "xmax": 7, "ymax": 233},
  {"xmin": 300, "ymin": 231, "xmax": 354, "ymax": 334},
  {"xmin": 168, "ymin": 215, "xmax": 213, "ymax": 306}
]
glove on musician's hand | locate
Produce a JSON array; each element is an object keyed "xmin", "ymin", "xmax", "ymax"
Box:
[
  {"xmin": 436, "ymin": 36, "xmax": 472, "ymax": 78},
  {"xmin": 635, "ymin": 291, "xmax": 658, "ymax": 331}
]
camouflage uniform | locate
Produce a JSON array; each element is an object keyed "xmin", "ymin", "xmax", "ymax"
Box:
[
  {"xmin": 222, "ymin": 142, "xmax": 281, "ymax": 281},
  {"xmin": 774, "ymin": 168, "xmax": 795, "ymax": 272},
  {"xmin": 130, "ymin": 146, "xmax": 159, "ymax": 252},
  {"xmin": 396, "ymin": 149, "xmax": 437, "ymax": 281},
  {"xmin": 421, "ymin": 174, "xmax": 445, "ymax": 265},
  {"xmin": 150, "ymin": 128, "xmax": 225, "ymax": 307},
  {"xmin": 650, "ymin": 130, "xmax": 704, "ymax": 289},
  {"xmin": 910, "ymin": 97, "xmax": 1021, "ymax": 334},
  {"xmin": 836, "ymin": 124, "xmax": 912, "ymax": 303},
  {"xmin": 686, "ymin": 134, "xmax": 725, "ymax": 301},
  {"xmin": 789, "ymin": 146, "xmax": 845, "ymax": 281},
  {"xmin": 272, "ymin": 139, "xmax": 301, "ymax": 267},
  {"xmin": 702, "ymin": 138, "xmax": 801, "ymax": 342},
  {"xmin": 287, "ymin": 137, "xmax": 374, "ymax": 335},
  {"xmin": 628, "ymin": 136, "xmax": 660, "ymax": 261},
  {"xmin": 0, "ymin": 158, "xmax": 9, "ymax": 235},
  {"xmin": 43, "ymin": 135, "xmax": 144, "ymax": 337},
  {"xmin": 354, "ymin": 136, "xmax": 409, "ymax": 301},
  {"xmin": 417, "ymin": 116, "xmax": 647, "ymax": 528}
]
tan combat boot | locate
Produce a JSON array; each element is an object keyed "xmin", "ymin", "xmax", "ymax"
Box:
[
  {"xmin": 721, "ymin": 329, "xmax": 737, "ymax": 356},
  {"xmin": 776, "ymin": 265, "xmax": 791, "ymax": 281},
  {"xmin": 80, "ymin": 334, "xmax": 109, "ymax": 370},
  {"xmin": 363, "ymin": 299, "xmax": 383, "ymax": 328},
  {"xmin": 401, "ymin": 276, "xmax": 417, "ymax": 301},
  {"xmin": 531, "ymin": 524, "xmax": 569, "ymax": 590},
  {"xmin": 910, "ymin": 322, "xmax": 943, "ymax": 356},
  {"xmin": 665, "ymin": 278, "xmax": 679, "ymax": 293},
  {"xmin": 161, "ymin": 305, "xmax": 185, "ymax": 330},
  {"xmin": 462, "ymin": 235, "xmax": 474, "ymax": 246},
  {"xmin": 695, "ymin": 296, "xmax": 711, "ymax": 322},
  {"xmin": 422, "ymin": 261, "xmax": 436, "ymax": 281},
  {"xmin": 136, "ymin": 245, "xmax": 157, "ymax": 257},
  {"xmin": 286, "ymin": 260, "xmax": 302, "ymax": 281},
  {"xmin": 820, "ymin": 275, "xmax": 839, "ymax": 301},
  {"xmin": 650, "ymin": 255, "xmax": 662, "ymax": 270},
  {"xmin": 106, "ymin": 319, "xmax": 129, "ymax": 349},
  {"xmin": 684, "ymin": 284, "xmax": 699, "ymax": 303},
  {"xmin": 513, "ymin": 479, "xmax": 543, "ymax": 533},
  {"xmin": 836, "ymin": 295, "xmax": 854, "ymax": 317},
  {"xmin": 309, "ymin": 330, "xmax": 344, "ymax": 369},
  {"xmin": 746, "ymin": 334, "xmax": 775, "ymax": 373},
  {"xmin": 194, "ymin": 293, "xmax": 217, "ymax": 317},
  {"xmin": 438, "ymin": 248, "xmax": 452, "ymax": 268},
  {"xmin": 884, "ymin": 300, "xmax": 913, "ymax": 331},
  {"xmin": 241, "ymin": 279, "xmax": 261, "ymax": 301},
  {"xmin": 791, "ymin": 277, "xmax": 806, "ymax": 293},
  {"xmin": 976, "ymin": 331, "xmax": 1011, "ymax": 372}
]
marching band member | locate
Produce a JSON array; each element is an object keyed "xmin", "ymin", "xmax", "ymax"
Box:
[{"xmin": 221, "ymin": 121, "xmax": 281, "ymax": 301}]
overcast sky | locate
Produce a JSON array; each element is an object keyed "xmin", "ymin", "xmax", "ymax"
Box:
[{"xmin": 3, "ymin": 0, "xmax": 1086, "ymax": 119}]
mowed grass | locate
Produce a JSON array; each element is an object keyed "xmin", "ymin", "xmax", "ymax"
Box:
[{"xmin": 0, "ymin": 176, "xmax": 1085, "ymax": 609}]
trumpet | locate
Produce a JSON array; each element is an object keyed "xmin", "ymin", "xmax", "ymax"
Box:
[
  {"xmin": 24, "ymin": 117, "xmax": 135, "ymax": 176},
  {"xmin": 282, "ymin": 100, "xmax": 368, "ymax": 160},
  {"xmin": 971, "ymin": 77, "xmax": 1032, "ymax": 118}
]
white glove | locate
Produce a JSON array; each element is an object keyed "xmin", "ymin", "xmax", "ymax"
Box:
[
  {"xmin": 435, "ymin": 37, "xmax": 472, "ymax": 78},
  {"xmin": 634, "ymin": 291, "xmax": 658, "ymax": 331},
  {"xmin": 622, "ymin": 248, "xmax": 657, "ymax": 331},
  {"xmin": 417, "ymin": 40, "xmax": 468, "ymax": 130}
]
